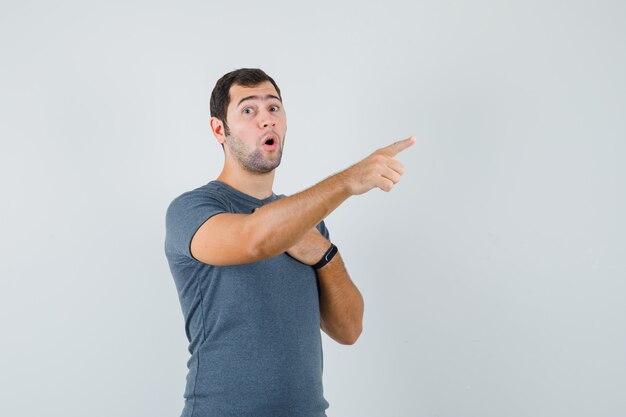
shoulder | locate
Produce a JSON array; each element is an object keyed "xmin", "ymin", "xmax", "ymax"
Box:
[
  {"xmin": 165, "ymin": 182, "xmax": 232, "ymax": 234},
  {"xmin": 165, "ymin": 182, "xmax": 235, "ymax": 258},
  {"xmin": 166, "ymin": 182, "xmax": 231, "ymax": 221}
]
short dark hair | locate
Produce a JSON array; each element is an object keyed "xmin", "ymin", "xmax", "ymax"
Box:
[{"xmin": 210, "ymin": 68, "xmax": 282, "ymax": 136}]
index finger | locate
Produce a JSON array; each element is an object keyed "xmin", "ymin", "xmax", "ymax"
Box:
[{"xmin": 380, "ymin": 136, "xmax": 416, "ymax": 157}]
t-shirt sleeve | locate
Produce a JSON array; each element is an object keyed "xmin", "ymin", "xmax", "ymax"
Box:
[
  {"xmin": 165, "ymin": 189, "xmax": 229, "ymax": 259},
  {"xmin": 316, "ymin": 220, "xmax": 331, "ymax": 241}
]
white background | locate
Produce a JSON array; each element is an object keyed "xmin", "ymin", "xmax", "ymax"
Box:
[{"xmin": 1, "ymin": 1, "xmax": 625, "ymax": 416}]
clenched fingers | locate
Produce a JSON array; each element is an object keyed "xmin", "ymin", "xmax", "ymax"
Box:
[
  {"xmin": 386, "ymin": 158, "xmax": 405, "ymax": 175},
  {"xmin": 381, "ymin": 166, "xmax": 402, "ymax": 185}
]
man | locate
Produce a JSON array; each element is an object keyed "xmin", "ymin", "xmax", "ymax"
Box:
[{"xmin": 165, "ymin": 68, "xmax": 414, "ymax": 417}]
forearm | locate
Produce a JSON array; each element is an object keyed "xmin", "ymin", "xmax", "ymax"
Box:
[
  {"xmin": 246, "ymin": 136, "xmax": 415, "ymax": 260},
  {"xmin": 248, "ymin": 172, "xmax": 351, "ymax": 258},
  {"xmin": 317, "ymin": 252, "xmax": 364, "ymax": 345}
]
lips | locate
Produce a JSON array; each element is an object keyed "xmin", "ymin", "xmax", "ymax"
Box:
[{"xmin": 261, "ymin": 133, "xmax": 279, "ymax": 151}]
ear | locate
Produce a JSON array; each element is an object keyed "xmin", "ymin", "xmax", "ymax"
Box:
[{"xmin": 210, "ymin": 117, "xmax": 226, "ymax": 145}]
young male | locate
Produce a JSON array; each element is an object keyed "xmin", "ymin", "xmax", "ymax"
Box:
[{"xmin": 165, "ymin": 68, "xmax": 415, "ymax": 417}]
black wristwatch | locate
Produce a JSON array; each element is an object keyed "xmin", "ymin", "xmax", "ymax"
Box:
[{"xmin": 312, "ymin": 244, "xmax": 338, "ymax": 270}]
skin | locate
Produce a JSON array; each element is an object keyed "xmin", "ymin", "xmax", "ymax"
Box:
[{"xmin": 198, "ymin": 80, "xmax": 415, "ymax": 344}]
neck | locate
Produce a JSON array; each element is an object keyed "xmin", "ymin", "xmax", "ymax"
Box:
[{"xmin": 216, "ymin": 160, "xmax": 276, "ymax": 200}]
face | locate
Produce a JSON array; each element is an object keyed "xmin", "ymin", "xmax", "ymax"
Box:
[{"xmin": 220, "ymin": 81, "xmax": 287, "ymax": 174}]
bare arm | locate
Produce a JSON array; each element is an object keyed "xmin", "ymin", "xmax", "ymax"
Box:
[
  {"xmin": 317, "ymin": 253, "xmax": 363, "ymax": 345},
  {"xmin": 190, "ymin": 136, "xmax": 415, "ymax": 266},
  {"xmin": 190, "ymin": 172, "xmax": 351, "ymax": 265},
  {"xmin": 286, "ymin": 228, "xmax": 364, "ymax": 344}
]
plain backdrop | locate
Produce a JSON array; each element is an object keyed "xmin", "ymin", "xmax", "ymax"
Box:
[{"xmin": 1, "ymin": 1, "xmax": 625, "ymax": 416}]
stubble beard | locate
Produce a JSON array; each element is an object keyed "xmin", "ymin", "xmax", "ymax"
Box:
[{"xmin": 225, "ymin": 133, "xmax": 284, "ymax": 174}]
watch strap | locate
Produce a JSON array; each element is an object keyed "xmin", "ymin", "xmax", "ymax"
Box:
[{"xmin": 312, "ymin": 243, "xmax": 338, "ymax": 270}]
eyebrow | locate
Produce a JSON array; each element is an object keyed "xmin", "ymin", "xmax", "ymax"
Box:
[{"xmin": 237, "ymin": 94, "xmax": 282, "ymax": 107}]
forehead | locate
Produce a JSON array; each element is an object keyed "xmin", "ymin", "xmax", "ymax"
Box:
[{"xmin": 228, "ymin": 81, "xmax": 280, "ymax": 108}]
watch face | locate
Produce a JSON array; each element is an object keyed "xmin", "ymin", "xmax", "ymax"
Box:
[
  {"xmin": 314, "ymin": 244, "xmax": 337, "ymax": 269},
  {"xmin": 325, "ymin": 245, "xmax": 337, "ymax": 262}
]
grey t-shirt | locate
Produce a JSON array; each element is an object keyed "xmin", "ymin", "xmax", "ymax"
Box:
[{"xmin": 165, "ymin": 180, "xmax": 330, "ymax": 417}]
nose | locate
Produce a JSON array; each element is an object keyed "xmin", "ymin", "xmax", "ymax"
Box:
[{"xmin": 258, "ymin": 109, "xmax": 277, "ymax": 129}]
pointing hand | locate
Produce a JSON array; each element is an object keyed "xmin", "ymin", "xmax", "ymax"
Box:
[{"xmin": 341, "ymin": 136, "xmax": 416, "ymax": 195}]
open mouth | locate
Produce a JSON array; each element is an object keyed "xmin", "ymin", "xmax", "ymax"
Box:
[{"xmin": 262, "ymin": 135, "xmax": 278, "ymax": 150}]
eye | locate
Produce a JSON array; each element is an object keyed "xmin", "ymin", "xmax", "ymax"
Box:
[
  {"xmin": 243, "ymin": 107, "xmax": 254, "ymax": 114},
  {"xmin": 270, "ymin": 105, "xmax": 280, "ymax": 112}
]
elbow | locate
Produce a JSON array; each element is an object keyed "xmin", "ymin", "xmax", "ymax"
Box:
[
  {"xmin": 247, "ymin": 239, "xmax": 267, "ymax": 262},
  {"xmin": 338, "ymin": 323, "xmax": 363, "ymax": 346},
  {"xmin": 322, "ymin": 319, "xmax": 363, "ymax": 345},
  {"xmin": 247, "ymin": 235, "xmax": 281, "ymax": 262},
  {"xmin": 341, "ymin": 299, "xmax": 364, "ymax": 345},
  {"xmin": 244, "ymin": 218, "xmax": 277, "ymax": 262},
  {"xmin": 244, "ymin": 213, "xmax": 293, "ymax": 262}
]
